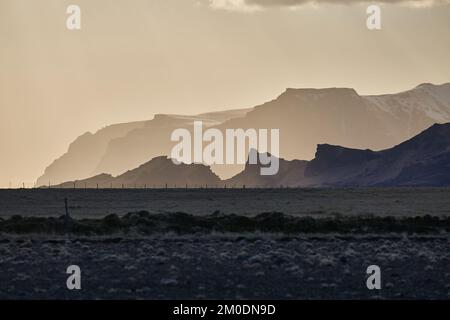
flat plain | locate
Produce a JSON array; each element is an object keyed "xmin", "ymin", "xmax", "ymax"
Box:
[
  {"xmin": 0, "ymin": 188, "xmax": 449, "ymax": 299},
  {"xmin": 1, "ymin": 188, "xmax": 450, "ymax": 218}
]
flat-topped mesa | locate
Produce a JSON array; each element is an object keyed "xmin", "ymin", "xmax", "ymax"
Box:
[
  {"xmin": 277, "ymin": 87, "xmax": 359, "ymax": 100},
  {"xmin": 151, "ymin": 114, "xmax": 179, "ymax": 126},
  {"xmin": 314, "ymin": 144, "xmax": 378, "ymax": 162},
  {"xmin": 305, "ymin": 144, "xmax": 378, "ymax": 177}
]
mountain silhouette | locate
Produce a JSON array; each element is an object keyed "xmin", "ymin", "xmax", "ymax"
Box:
[
  {"xmin": 54, "ymin": 123, "xmax": 450, "ymax": 188},
  {"xmin": 224, "ymin": 149, "xmax": 308, "ymax": 188},
  {"xmin": 229, "ymin": 123, "xmax": 450, "ymax": 187},
  {"xmin": 215, "ymin": 83, "xmax": 450, "ymax": 163},
  {"xmin": 37, "ymin": 121, "xmax": 146, "ymax": 186},
  {"xmin": 303, "ymin": 123, "xmax": 450, "ymax": 187},
  {"xmin": 37, "ymin": 109, "xmax": 249, "ymax": 186},
  {"xmin": 55, "ymin": 156, "xmax": 221, "ymax": 189},
  {"xmin": 38, "ymin": 83, "xmax": 450, "ymax": 185}
]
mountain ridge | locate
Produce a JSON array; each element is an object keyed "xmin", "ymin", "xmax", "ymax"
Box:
[
  {"xmin": 38, "ymin": 83, "xmax": 450, "ymax": 186},
  {"xmin": 52, "ymin": 123, "xmax": 450, "ymax": 188},
  {"xmin": 56, "ymin": 156, "xmax": 221, "ymax": 189}
]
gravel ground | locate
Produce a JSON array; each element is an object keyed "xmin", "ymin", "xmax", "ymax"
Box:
[{"xmin": 0, "ymin": 234, "xmax": 449, "ymax": 300}]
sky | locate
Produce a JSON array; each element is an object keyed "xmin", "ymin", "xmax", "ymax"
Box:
[{"xmin": 0, "ymin": 0, "xmax": 449, "ymax": 187}]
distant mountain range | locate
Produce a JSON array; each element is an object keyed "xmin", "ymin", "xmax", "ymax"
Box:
[
  {"xmin": 244, "ymin": 123, "xmax": 450, "ymax": 187},
  {"xmin": 37, "ymin": 108, "xmax": 249, "ymax": 186},
  {"xmin": 38, "ymin": 83, "xmax": 450, "ymax": 186},
  {"xmin": 54, "ymin": 123, "xmax": 450, "ymax": 188}
]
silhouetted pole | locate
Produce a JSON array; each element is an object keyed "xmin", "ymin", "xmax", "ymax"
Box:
[
  {"xmin": 64, "ymin": 198, "xmax": 71, "ymax": 238},
  {"xmin": 65, "ymin": 198, "xmax": 69, "ymax": 217}
]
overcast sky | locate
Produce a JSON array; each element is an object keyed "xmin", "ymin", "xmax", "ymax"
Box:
[{"xmin": 0, "ymin": 0, "xmax": 449, "ymax": 187}]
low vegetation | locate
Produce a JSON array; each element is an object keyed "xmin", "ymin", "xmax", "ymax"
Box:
[{"xmin": 0, "ymin": 211, "xmax": 449, "ymax": 235}]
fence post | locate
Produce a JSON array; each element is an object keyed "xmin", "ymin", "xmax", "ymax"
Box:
[{"xmin": 64, "ymin": 198, "xmax": 71, "ymax": 239}]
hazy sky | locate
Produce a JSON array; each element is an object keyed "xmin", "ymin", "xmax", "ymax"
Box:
[{"xmin": 0, "ymin": 0, "xmax": 449, "ymax": 187}]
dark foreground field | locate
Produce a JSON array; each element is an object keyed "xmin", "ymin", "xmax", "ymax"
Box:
[
  {"xmin": 0, "ymin": 234, "xmax": 449, "ymax": 299},
  {"xmin": 0, "ymin": 189, "xmax": 449, "ymax": 299}
]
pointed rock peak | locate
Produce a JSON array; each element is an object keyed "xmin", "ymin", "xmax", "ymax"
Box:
[{"xmin": 245, "ymin": 149, "xmax": 279, "ymax": 165}]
